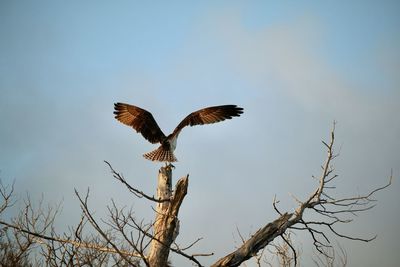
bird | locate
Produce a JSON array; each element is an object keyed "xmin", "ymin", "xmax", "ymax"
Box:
[{"xmin": 113, "ymin": 103, "xmax": 243, "ymax": 162}]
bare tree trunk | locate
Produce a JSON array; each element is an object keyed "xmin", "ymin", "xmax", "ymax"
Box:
[
  {"xmin": 0, "ymin": 125, "xmax": 392, "ymax": 267},
  {"xmin": 211, "ymin": 213, "xmax": 292, "ymax": 267},
  {"xmin": 147, "ymin": 165, "xmax": 188, "ymax": 267}
]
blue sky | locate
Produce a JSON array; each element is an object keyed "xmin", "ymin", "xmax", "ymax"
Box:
[{"xmin": 1, "ymin": 1, "xmax": 399, "ymax": 266}]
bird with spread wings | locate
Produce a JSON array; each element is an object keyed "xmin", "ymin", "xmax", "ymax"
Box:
[{"xmin": 113, "ymin": 103, "xmax": 243, "ymax": 162}]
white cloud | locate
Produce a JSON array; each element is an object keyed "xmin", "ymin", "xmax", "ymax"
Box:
[
  {"xmin": 172, "ymin": 9, "xmax": 400, "ymax": 133},
  {"xmin": 166, "ymin": 8, "xmax": 400, "ymax": 266}
]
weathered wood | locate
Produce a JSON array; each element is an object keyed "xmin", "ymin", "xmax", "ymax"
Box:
[
  {"xmin": 211, "ymin": 213, "xmax": 293, "ymax": 267},
  {"xmin": 147, "ymin": 165, "xmax": 188, "ymax": 267}
]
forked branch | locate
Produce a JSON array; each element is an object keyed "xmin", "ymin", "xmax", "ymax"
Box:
[{"xmin": 212, "ymin": 122, "xmax": 392, "ymax": 266}]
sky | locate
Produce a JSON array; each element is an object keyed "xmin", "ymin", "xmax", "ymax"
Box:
[{"xmin": 0, "ymin": 1, "xmax": 399, "ymax": 266}]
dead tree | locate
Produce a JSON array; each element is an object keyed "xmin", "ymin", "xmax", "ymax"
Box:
[
  {"xmin": 211, "ymin": 123, "xmax": 392, "ymax": 266},
  {"xmin": 0, "ymin": 163, "xmax": 205, "ymax": 267},
  {"xmin": 0, "ymin": 123, "xmax": 392, "ymax": 266},
  {"xmin": 146, "ymin": 165, "xmax": 188, "ymax": 266}
]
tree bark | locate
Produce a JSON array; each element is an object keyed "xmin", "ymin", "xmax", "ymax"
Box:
[
  {"xmin": 211, "ymin": 213, "xmax": 292, "ymax": 267},
  {"xmin": 147, "ymin": 165, "xmax": 188, "ymax": 267}
]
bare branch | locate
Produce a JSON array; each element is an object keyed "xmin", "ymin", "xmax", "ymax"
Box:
[
  {"xmin": 0, "ymin": 121, "xmax": 391, "ymax": 266},
  {"xmin": 104, "ymin": 160, "xmax": 170, "ymax": 203},
  {"xmin": 74, "ymin": 188, "xmax": 141, "ymax": 266},
  {"xmin": 212, "ymin": 121, "xmax": 391, "ymax": 266},
  {"xmin": 280, "ymin": 233, "xmax": 297, "ymax": 266},
  {"xmin": 211, "ymin": 213, "xmax": 292, "ymax": 267}
]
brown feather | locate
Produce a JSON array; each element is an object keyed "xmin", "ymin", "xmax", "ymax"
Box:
[
  {"xmin": 114, "ymin": 103, "xmax": 243, "ymax": 162},
  {"xmin": 172, "ymin": 105, "xmax": 243, "ymax": 136},
  {"xmin": 143, "ymin": 145, "xmax": 178, "ymax": 162},
  {"xmin": 113, "ymin": 103, "xmax": 166, "ymax": 144}
]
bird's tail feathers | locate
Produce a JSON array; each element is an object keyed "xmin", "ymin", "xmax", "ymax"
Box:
[{"xmin": 143, "ymin": 146, "xmax": 178, "ymax": 162}]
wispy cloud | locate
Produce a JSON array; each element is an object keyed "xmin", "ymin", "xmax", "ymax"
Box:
[{"xmin": 172, "ymin": 8, "xmax": 400, "ymax": 133}]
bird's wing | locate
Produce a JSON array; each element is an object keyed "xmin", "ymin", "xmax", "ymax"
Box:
[
  {"xmin": 172, "ymin": 105, "xmax": 243, "ymax": 136},
  {"xmin": 114, "ymin": 103, "xmax": 166, "ymax": 144}
]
